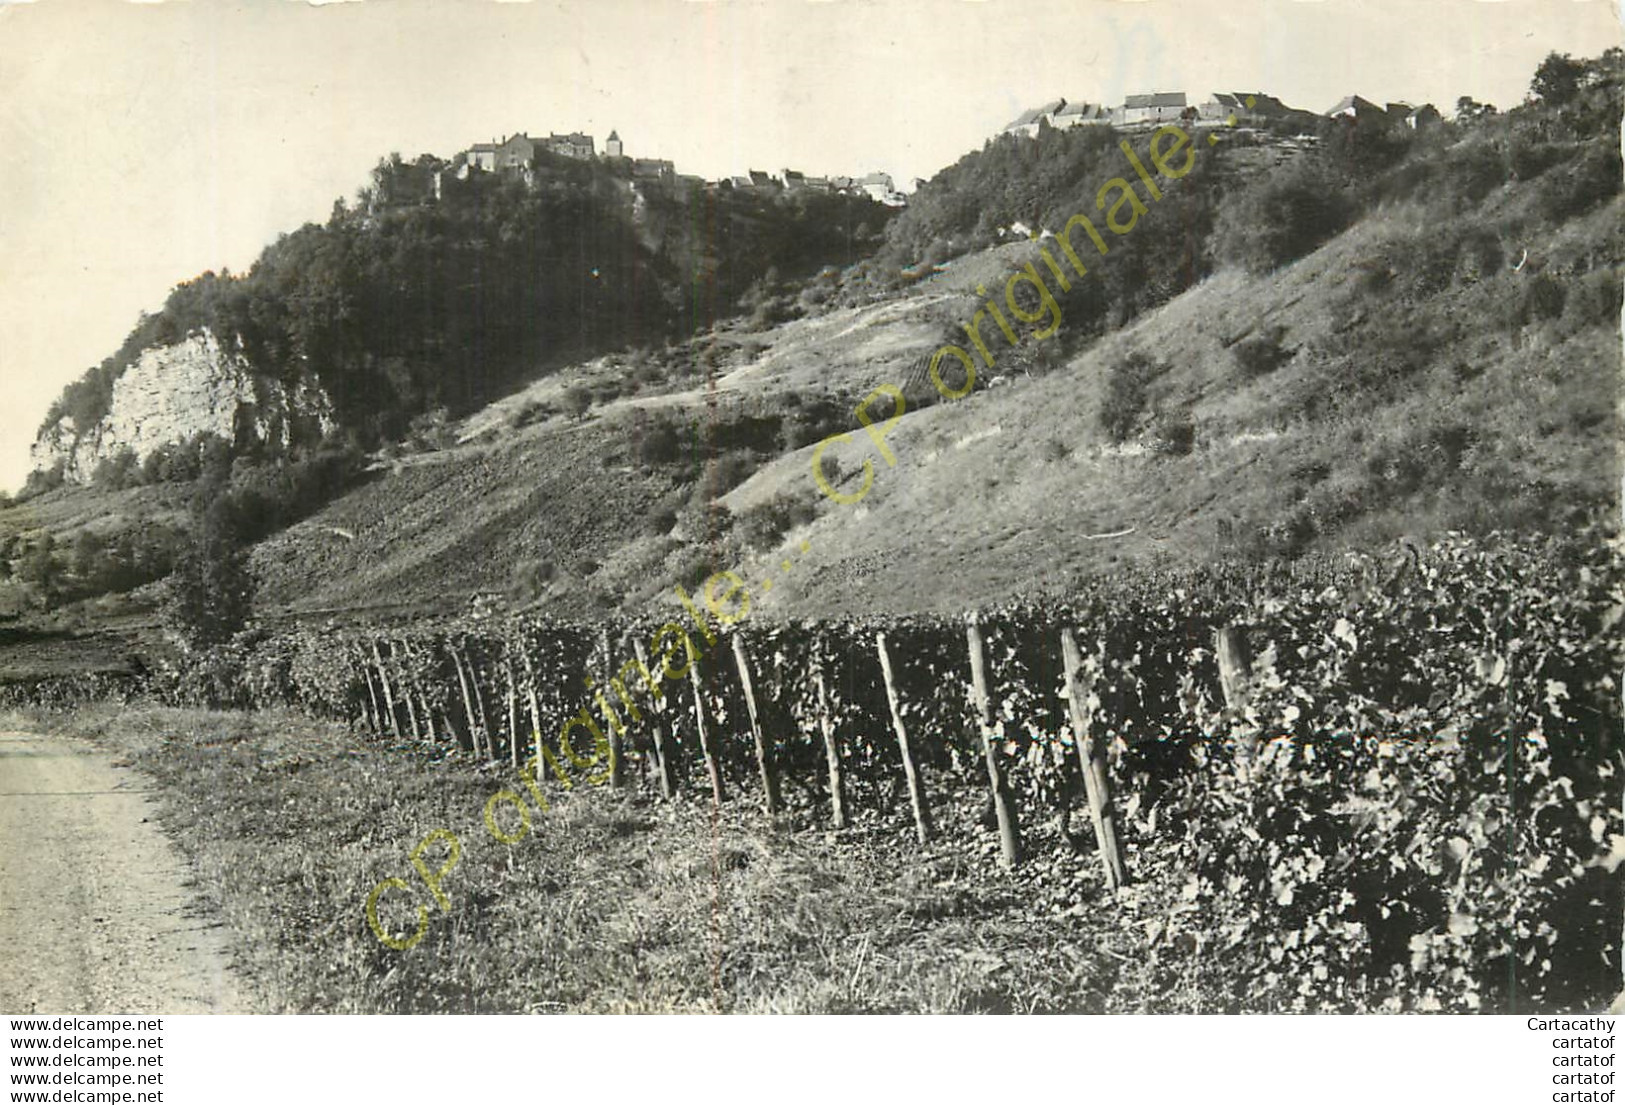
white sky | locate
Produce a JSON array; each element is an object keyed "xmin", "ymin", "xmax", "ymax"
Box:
[{"xmin": 0, "ymin": 0, "xmax": 1620, "ymax": 493}]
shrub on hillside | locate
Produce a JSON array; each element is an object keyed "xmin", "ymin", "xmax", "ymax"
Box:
[
  {"xmin": 1151, "ymin": 411, "xmax": 1197, "ymax": 457},
  {"xmin": 1515, "ymin": 273, "xmax": 1568, "ymax": 326},
  {"xmin": 19, "ymin": 463, "xmax": 66, "ymax": 502},
  {"xmin": 643, "ymin": 507, "xmax": 679, "ymax": 537},
  {"xmin": 1098, "ymin": 351, "xmax": 1163, "ymax": 444},
  {"xmin": 226, "ymin": 445, "xmax": 368, "ymax": 544},
  {"xmin": 696, "ymin": 453, "xmax": 758, "ymax": 500},
  {"xmin": 141, "ymin": 439, "xmax": 205, "ymax": 484},
  {"xmin": 1454, "ymin": 228, "xmax": 1505, "ymax": 283},
  {"xmin": 91, "ymin": 448, "xmax": 143, "ymax": 492},
  {"xmin": 1509, "ymin": 136, "xmax": 1568, "ymax": 182},
  {"xmin": 628, "ymin": 352, "xmax": 667, "ymax": 389},
  {"xmin": 509, "ymin": 399, "xmax": 550, "ymax": 430},
  {"xmin": 1564, "ymin": 268, "xmax": 1624, "ymax": 329},
  {"xmin": 736, "ymin": 491, "xmax": 819, "ymax": 551},
  {"xmin": 1444, "ymin": 142, "xmax": 1508, "ymax": 208},
  {"xmin": 634, "ymin": 415, "xmax": 686, "ymax": 467},
  {"xmin": 561, "ymin": 386, "xmax": 594, "ymax": 420},
  {"xmin": 509, "ymin": 558, "xmax": 556, "ymax": 604},
  {"xmin": 667, "ymin": 541, "xmax": 733, "ymax": 593},
  {"xmin": 1537, "ymin": 144, "xmax": 1623, "ymax": 221},
  {"xmin": 778, "ymin": 395, "xmax": 850, "ymax": 451},
  {"xmin": 797, "ymin": 281, "xmax": 835, "ymax": 315},
  {"xmin": 66, "ymin": 525, "xmax": 183, "ymax": 600},
  {"xmin": 406, "ymin": 408, "xmax": 458, "ymax": 452},
  {"xmin": 1231, "ymin": 327, "xmax": 1292, "ymax": 378},
  {"xmin": 814, "ymin": 451, "xmax": 843, "ymax": 492},
  {"xmin": 1215, "ymin": 163, "xmax": 1356, "ymax": 275}
]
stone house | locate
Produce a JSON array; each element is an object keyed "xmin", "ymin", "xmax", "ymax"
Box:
[
  {"xmin": 495, "ymin": 133, "xmax": 538, "ymax": 171},
  {"xmin": 1051, "ymin": 100, "xmax": 1108, "ymax": 128},
  {"xmin": 1327, "ymin": 95, "xmax": 1388, "ymax": 126},
  {"xmin": 1121, "ymin": 92, "xmax": 1187, "ymax": 126},
  {"xmin": 633, "ymin": 158, "xmax": 675, "ymax": 182},
  {"xmin": 544, "ymin": 132, "xmax": 596, "ymax": 159},
  {"xmin": 1002, "ymin": 98, "xmax": 1066, "ymax": 138},
  {"xmin": 860, "ymin": 172, "xmax": 894, "ymax": 201},
  {"xmin": 1404, "ymin": 104, "xmax": 1442, "ymax": 129}
]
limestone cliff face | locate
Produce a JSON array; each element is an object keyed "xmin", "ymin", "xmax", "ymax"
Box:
[{"xmin": 31, "ymin": 329, "xmax": 336, "ymax": 482}]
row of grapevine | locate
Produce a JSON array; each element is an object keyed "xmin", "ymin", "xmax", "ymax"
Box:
[
  {"xmin": 6, "ymin": 532, "xmax": 1619, "ymax": 1009},
  {"xmin": 254, "ymin": 532, "xmax": 1625, "ymax": 1010}
]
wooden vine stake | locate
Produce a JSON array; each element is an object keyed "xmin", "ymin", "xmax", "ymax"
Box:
[
  {"xmin": 875, "ymin": 631, "xmax": 931, "ymax": 845},
  {"xmin": 418, "ymin": 681, "xmax": 438, "ymax": 744},
  {"xmin": 632, "ymin": 637, "xmax": 677, "ymax": 800},
  {"xmin": 1214, "ymin": 625, "xmax": 1252, "ymax": 710},
  {"xmin": 966, "ymin": 615, "xmax": 1022, "ymax": 869},
  {"xmin": 369, "ymin": 639, "xmax": 398, "ymax": 736},
  {"xmin": 451, "ymin": 642, "xmax": 484, "ymax": 758},
  {"xmin": 689, "ymin": 655, "xmax": 726, "ymax": 807},
  {"xmin": 400, "ymin": 642, "xmax": 434, "ymax": 744},
  {"xmin": 731, "ymin": 632, "xmax": 781, "ymax": 816},
  {"xmin": 503, "ymin": 654, "xmax": 521, "ymax": 771},
  {"xmin": 1061, "ymin": 628, "xmax": 1127, "ymax": 891},
  {"xmin": 813, "ymin": 656, "xmax": 848, "ymax": 830},
  {"xmin": 1214, "ymin": 625, "xmax": 1257, "ymax": 763},
  {"xmin": 521, "ymin": 647, "xmax": 544, "ymax": 767},
  {"xmin": 395, "ymin": 640, "xmax": 425, "ymax": 744},
  {"xmin": 597, "ymin": 629, "xmax": 626, "ymax": 789},
  {"xmin": 357, "ymin": 646, "xmax": 383, "ymax": 734},
  {"xmin": 466, "ymin": 644, "xmax": 494, "ymax": 760}
]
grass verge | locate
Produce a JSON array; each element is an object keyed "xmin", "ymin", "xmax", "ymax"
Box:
[{"xmin": 13, "ymin": 704, "xmax": 1184, "ymax": 1013}]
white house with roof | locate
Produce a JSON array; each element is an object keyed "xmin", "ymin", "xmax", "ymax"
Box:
[
  {"xmin": 1404, "ymin": 104, "xmax": 1442, "ymax": 129},
  {"xmin": 543, "ymin": 132, "xmax": 595, "ymax": 159},
  {"xmin": 1002, "ymin": 99, "xmax": 1066, "ymax": 138},
  {"xmin": 1121, "ymin": 92, "xmax": 1188, "ymax": 127},
  {"xmin": 1002, "ymin": 106, "xmax": 1043, "ymax": 138},
  {"xmin": 1051, "ymin": 100, "xmax": 1109, "ymax": 128},
  {"xmin": 859, "ymin": 172, "xmax": 906, "ymax": 206},
  {"xmin": 1197, "ymin": 93, "xmax": 1259, "ymax": 126},
  {"xmin": 1327, "ymin": 94, "xmax": 1386, "ymax": 125},
  {"xmin": 467, "ymin": 141, "xmax": 498, "ymax": 173},
  {"xmin": 860, "ymin": 172, "xmax": 893, "ymax": 200}
]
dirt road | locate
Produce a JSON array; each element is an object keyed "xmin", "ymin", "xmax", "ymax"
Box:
[{"xmin": 0, "ymin": 730, "xmax": 245, "ymax": 1013}]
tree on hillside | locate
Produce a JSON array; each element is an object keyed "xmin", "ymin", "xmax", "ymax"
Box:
[
  {"xmin": 1531, "ymin": 52, "xmax": 1586, "ymax": 106},
  {"xmin": 15, "ymin": 534, "xmax": 60, "ymax": 606},
  {"xmin": 1454, "ymin": 96, "xmax": 1497, "ymax": 123},
  {"xmin": 164, "ymin": 456, "xmax": 254, "ymax": 650},
  {"xmin": 1214, "ymin": 161, "xmax": 1355, "ymax": 274},
  {"xmin": 561, "ymin": 386, "xmax": 593, "ymax": 420},
  {"xmin": 1584, "ymin": 47, "xmax": 1625, "ymax": 89}
]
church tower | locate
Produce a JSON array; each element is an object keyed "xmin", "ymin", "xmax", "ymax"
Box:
[{"xmin": 605, "ymin": 130, "xmax": 623, "ymax": 158}]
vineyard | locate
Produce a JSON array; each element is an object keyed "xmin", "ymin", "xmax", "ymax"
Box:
[{"xmin": 8, "ymin": 531, "xmax": 1622, "ymax": 1012}]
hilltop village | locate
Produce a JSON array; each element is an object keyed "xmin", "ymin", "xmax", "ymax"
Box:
[
  {"xmin": 430, "ymin": 87, "xmax": 1442, "ymax": 210},
  {"xmin": 446, "ymin": 128, "xmax": 908, "ymax": 206},
  {"xmin": 998, "ymin": 89, "xmax": 1442, "ymax": 135}
]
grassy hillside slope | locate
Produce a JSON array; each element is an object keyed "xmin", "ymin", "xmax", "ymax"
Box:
[
  {"xmin": 244, "ymin": 168, "xmax": 1621, "ymax": 623},
  {"xmin": 727, "ymin": 194, "xmax": 1622, "ymax": 617}
]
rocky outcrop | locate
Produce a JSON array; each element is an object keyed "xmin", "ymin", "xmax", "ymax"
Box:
[{"xmin": 31, "ymin": 329, "xmax": 336, "ymax": 483}]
